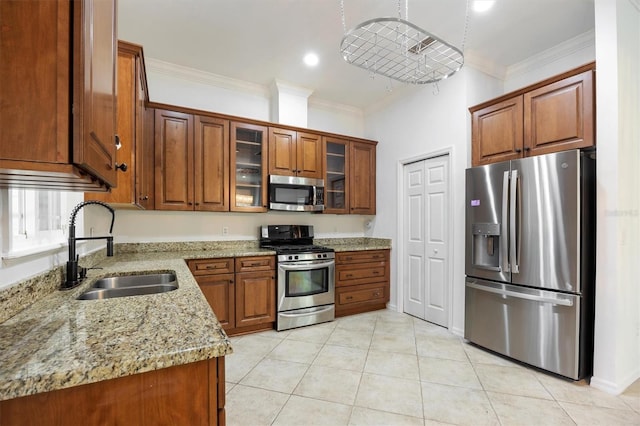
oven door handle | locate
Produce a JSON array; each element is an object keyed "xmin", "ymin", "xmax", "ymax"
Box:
[{"xmin": 279, "ymin": 260, "xmax": 335, "ymax": 270}]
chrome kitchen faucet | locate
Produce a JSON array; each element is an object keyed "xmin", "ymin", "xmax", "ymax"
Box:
[{"xmin": 61, "ymin": 201, "xmax": 115, "ymax": 290}]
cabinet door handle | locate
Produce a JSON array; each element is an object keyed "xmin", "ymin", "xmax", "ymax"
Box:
[
  {"xmin": 515, "ymin": 148, "xmax": 522, "ymax": 153},
  {"xmin": 115, "ymin": 162, "xmax": 128, "ymax": 172},
  {"xmin": 524, "ymin": 147, "xmax": 531, "ymax": 151},
  {"xmin": 139, "ymin": 195, "xmax": 149, "ymax": 201},
  {"xmin": 229, "ymin": 279, "xmax": 234, "ymax": 284}
]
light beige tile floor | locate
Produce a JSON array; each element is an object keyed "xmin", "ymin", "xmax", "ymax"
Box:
[{"xmin": 225, "ymin": 309, "xmax": 640, "ymax": 426}]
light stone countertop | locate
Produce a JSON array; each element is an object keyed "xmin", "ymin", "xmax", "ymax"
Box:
[{"xmin": 0, "ymin": 238, "xmax": 391, "ymax": 402}]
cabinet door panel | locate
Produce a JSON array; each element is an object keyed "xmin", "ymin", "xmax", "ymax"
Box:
[
  {"xmin": 197, "ymin": 273, "xmax": 235, "ymax": 330},
  {"xmin": 349, "ymin": 142, "xmax": 376, "ymax": 214},
  {"xmin": 73, "ymin": 0, "xmax": 117, "ymax": 187},
  {"xmin": 323, "ymin": 137, "xmax": 350, "ymax": 214},
  {"xmin": 524, "ymin": 70, "xmax": 594, "ymax": 156},
  {"xmin": 471, "ymin": 96, "xmax": 524, "ymax": 166},
  {"xmin": 268, "ymin": 127, "xmax": 297, "ymax": 176},
  {"xmin": 230, "ymin": 122, "xmax": 268, "ymax": 212},
  {"xmin": 195, "ymin": 116, "xmax": 229, "ymax": 211},
  {"xmin": 236, "ymin": 272, "xmax": 276, "ymax": 328},
  {"xmin": 155, "ymin": 110, "xmax": 194, "ymax": 210},
  {"xmin": 297, "ymin": 132, "xmax": 323, "ymax": 178}
]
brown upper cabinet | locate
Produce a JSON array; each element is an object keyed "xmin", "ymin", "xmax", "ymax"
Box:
[
  {"xmin": 323, "ymin": 137, "xmax": 376, "ymax": 215},
  {"xmin": 470, "ymin": 63, "xmax": 595, "ymax": 166},
  {"xmin": 154, "ymin": 109, "xmax": 229, "ymax": 211},
  {"xmin": 87, "ymin": 41, "xmax": 153, "ymax": 208},
  {"xmin": 268, "ymin": 128, "xmax": 322, "ymax": 178},
  {"xmin": 231, "ymin": 122, "xmax": 269, "ymax": 212},
  {"xmin": 0, "ymin": 0, "xmax": 117, "ymax": 191}
]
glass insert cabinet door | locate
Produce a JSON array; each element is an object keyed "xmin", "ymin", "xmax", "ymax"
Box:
[
  {"xmin": 231, "ymin": 122, "xmax": 268, "ymax": 212},
  {"xmin": 323, "ymin": 138, "xmax": 349, "ymax": 214}
]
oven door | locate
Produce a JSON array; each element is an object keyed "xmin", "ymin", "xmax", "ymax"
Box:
[{"xmin": 278, "ymin": 259, "xmax": 335, "ymax": 312}]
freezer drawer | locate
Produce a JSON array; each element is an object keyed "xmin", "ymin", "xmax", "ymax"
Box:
[{"xmin": 464, "ymin": 278, "xmax": 585, "ymax": 380}]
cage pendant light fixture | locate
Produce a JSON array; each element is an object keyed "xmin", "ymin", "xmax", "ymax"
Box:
[{"xmin": 340, "ymin": 0, "xmax": 465, "ymax": 85}]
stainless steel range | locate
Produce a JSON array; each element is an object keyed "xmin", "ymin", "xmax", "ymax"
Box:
[{"xmin": 260, "ymin": 225, "xmax": 335, "ymax": 331}]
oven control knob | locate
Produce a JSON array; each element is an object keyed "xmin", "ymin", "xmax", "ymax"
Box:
[
  {"xmin": 294, "ymin": 255, "xmax": 299, "ymax": 260},
  {"xmin": 288, "ymin": 256, "xmax": 293, "ymax": 260}
]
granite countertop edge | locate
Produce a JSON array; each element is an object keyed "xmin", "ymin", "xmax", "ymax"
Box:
[{"xmin": 0, "ymin": 237, "xmax": 391, "ymax": 401}]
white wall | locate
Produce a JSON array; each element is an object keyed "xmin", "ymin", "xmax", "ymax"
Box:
[{"xmin": 591, "ymin": 0, "xmax": 640, "ymax": 395}]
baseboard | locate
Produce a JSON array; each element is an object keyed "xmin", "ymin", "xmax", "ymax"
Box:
[
  {"xmin": 450, "ymin": 326, "xmax": 465, "ymax": 338},
  {"xmin": 386, "ymin": 303, "xmax": 398, "ymax": 312},
  {"xmin": 590, "ymin": 368, "xmax": 640, "ymax": 395}
]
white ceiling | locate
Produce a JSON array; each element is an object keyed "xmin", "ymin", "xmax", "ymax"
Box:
[{"xmin": 118, "ymin": 0, "xmax": 595, "ymax": 109}]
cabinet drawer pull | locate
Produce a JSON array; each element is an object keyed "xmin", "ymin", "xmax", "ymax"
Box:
[
  {"xmin": 206, "ymin": 265, "xmax": 219, "ymax": 269},
  {"xmin": 373, "ymin": 271, "xmax": 380, "ymax": 275},
  {"xmin": 373, "ymin": 292, "xmax": 381, "ymax": 297},
  {"xmin": 345, "ymin": 274, "xmax": 354, "ymax": 278},
  {"xmin": 345, "ymin": 256, "xmax": 353, "ymax": 261},
  {"xmin": 345, "ymin": 296, "xmax": 353, "ymax": 300},
  {"xmin": 249, "ymin": 262, "xmax": 262, "ymax": 266}
]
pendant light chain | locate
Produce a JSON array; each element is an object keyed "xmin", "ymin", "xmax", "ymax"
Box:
[
  {"xmin": 340, "ymin": 0, "xmax": 347, "ymax": 34},
  {"xmin": 461, "ymin": 0, "xmax": 470, "ymax": 52}
]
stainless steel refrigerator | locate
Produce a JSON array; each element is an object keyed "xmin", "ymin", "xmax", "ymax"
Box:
[{"xmin": 464, "ymin": 149, "xmax": 596, "ymax": 380}]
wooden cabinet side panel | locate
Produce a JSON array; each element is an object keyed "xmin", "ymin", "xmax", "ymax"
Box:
[
  {"xmin": 297, "ymin": 132, "xmax": 323, "ymax": 178},
  {"xmin": 195, "ymin": 116, "xmax": 230, "ymax": 211},
  {"xmin": 142, "ymin": 106, "xmax": 156, "ymax": 208},
  {"xmin": 73, "ymin": 0, "xmax": 118, "ymax": 187},
  {"xmin": 154, "ymin": 110, "xmax": 194, "ymax": 210},
  {"xmin": 89, "ymin": 48, "xmax": 135, "ymax": 205},
  {"xmin": 471, "ymin": 96, "xmax": 524, "ymax": 166},
  {"xmin": 349, "ymin": 142, "xmax": 376, "ymax": 214},
  {"xmin": 524, "ymin": 70, "xmax": 594, "ymax": 156},
  {"xmin": 0, "ymin": 1, "xmax": 70, "ymax": 164},
  {"xmin": 268, "ymin": 127, "xmax": 297, "ymax": 176},
  {"xmin": 235, "ymin": 272, "xmax": 276, "ymax": 328},
  {"xmin": 141, "ymin": 361, "xmax": 210, "ymax": 426}
]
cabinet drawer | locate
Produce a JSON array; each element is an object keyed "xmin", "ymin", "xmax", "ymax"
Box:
[
  {"xmin": 188, "ymin": 258, "xmax": 235, "ymax": 275},
  {"xmin": 336, "ymin": 264, "xmax": 386, "ymax": 285},
  {"xmin": 235, "ymin": 256, "xmax": 275, "ymax": 272},
  {"xmin": 337, "ymin": 283, "xmax": 386, "ymax": 306},
  {"xmin": 336, "ymin": 250, "xmax": 388, "ymax": 264}
]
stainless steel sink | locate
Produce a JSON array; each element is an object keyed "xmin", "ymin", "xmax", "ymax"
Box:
[
  {"xmin": 92, "ymin": 273, "xmax": 177, "ymax": 289},
  {"xmin": 77, "ymin": 272, "xmax": 178, "ymax": 300}
]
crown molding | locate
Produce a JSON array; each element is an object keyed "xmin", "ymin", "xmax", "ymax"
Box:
[
  {"xmin": 308, "ymin": 97, "xmax": 364, "ymax": 116},
  {"xmin": 272, "ymin": 80, "xmax": 314, "ymax": 98},
  {"xmin": 145, "ymin": 58, "xmax": 270, "ymax": 98},
  {"xmin": 506, "ymin": 30, "xmax": 595, "ymax": 80},
  {"xmin": 464, "ymin": 52, "xmax": 507, "ymax": 80}
]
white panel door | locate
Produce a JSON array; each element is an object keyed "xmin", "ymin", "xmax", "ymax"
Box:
[
  {"xmin": 403, "ymin": 155, "xmax": 449, "ymax": 326},
  {"xmin": 403, "ymin": 161, "xmax": 426, "ymax": 318}
]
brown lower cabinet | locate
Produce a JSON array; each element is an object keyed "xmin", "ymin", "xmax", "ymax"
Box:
[
  {"xmin": 188, "ymin": 256, "xmax": 276, "ymax": 336},
  {"xmin": 0, "ymin": 358, "xmax": 225, "ymax": 426},
  {"xmin": 335, "ymin": 250, "xmax": 390, "ymax": 317}
]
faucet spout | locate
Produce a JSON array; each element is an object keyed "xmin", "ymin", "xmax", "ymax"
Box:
[{"xmin": 61, "ymin": 201, "xmax": 116, "ymax": 290}]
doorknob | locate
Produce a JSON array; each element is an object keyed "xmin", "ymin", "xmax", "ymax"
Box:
[{"xmin": 433, "ymin": 249, "xmax": 438, "ymax": 254}]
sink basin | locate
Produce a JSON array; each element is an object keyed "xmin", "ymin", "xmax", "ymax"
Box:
[
  {"xmin": 92, "ymin": 273, "xmax": 177, "ymax": 289},
  {"xmin": 77, "ymin": 272, "xmax": 178, "ymax": 300},
  {"xmin": 77, "ymin": 283, "xmax": 178, "ymax": 300}
]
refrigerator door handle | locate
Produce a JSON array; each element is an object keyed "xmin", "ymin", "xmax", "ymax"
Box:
[
  {"xmin": 502, "ymin": 171, "xmax": 510, "ymax": 273},
  {"xmin": 466, "ymin": 281, "xmax": 574, "ymax": 306},
  {"xmin": 510, "ymin": 169, "xmax": 520, "ymax": 273}
]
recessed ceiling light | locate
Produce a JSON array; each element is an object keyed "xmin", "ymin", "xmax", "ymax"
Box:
[
  {"xmin": 473, "ymin": 0, "xmax": 495, "ymax": 13},
  {"xmin": 303, "ymin": 52, "xmax": 319, "ymax": 67}
]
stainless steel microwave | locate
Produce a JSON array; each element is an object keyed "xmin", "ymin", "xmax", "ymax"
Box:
[{"xmin": 268, "ymin": 175, "xmax": 324, "ymax": 212}]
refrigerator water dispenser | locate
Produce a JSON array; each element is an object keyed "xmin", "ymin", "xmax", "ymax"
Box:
[{"xmin": 472, "ymin": 223, "xmax": 501, "ymax": 270}]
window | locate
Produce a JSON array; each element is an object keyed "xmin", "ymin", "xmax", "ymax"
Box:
[{"xmin": 1, "ymin": 189, "xmax": 84, "ymax": 258}]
